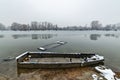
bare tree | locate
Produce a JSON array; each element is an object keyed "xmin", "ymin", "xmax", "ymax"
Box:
[
  {"xmin": 0, "ymin": 23, "xmax": 6, "ymax": 30},
  {"xmin": 91, "ymin": 20, "xmax": 102, "ymax": 30}
]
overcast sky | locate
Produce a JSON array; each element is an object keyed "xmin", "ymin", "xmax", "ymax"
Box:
[{"xmin": 0, "ymin": 0, "xmax": 120, "ymax": 27}]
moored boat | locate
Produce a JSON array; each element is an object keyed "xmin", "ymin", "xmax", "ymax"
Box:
[{"xmin": 16, "ymin": 52, "xmax": 104, "ymax": 69}]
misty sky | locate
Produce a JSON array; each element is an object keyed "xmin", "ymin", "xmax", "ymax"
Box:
[{"xmin": 0, "ymin": 0, "xmax": 120, "ymax": 27}]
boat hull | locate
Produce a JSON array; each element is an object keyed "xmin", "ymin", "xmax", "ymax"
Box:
[{"xmin": 16, "ymin": 52, "xmax": 104, "ymax": 69}]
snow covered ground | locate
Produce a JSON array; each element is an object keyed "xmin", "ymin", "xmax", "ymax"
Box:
[{"xmin": 94, "ymin": 65, "xmax": 120, "ymax": 80}]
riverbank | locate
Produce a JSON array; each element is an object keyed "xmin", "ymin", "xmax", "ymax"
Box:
[
  {"xmin": 0, "ymin": 59, "xmax": 119, "ymax": 80},
  {"xmin": 0, "ymin": 66, "xmax": 120, "ymax": 80}
]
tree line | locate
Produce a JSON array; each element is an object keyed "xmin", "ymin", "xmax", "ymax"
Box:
[{"xmin": 0, "ymin": 21, "xmax": 120, "ymax": 31}]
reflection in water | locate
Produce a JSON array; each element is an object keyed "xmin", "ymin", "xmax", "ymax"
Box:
[
  {"xmin": 31, "ymin": 34, "xmax": 38, "ymax": 39},
  {"xmin": 104, "ymin": 34, "xmax": 119, "ymax": 38},
  {"xmin": 12, "ymin": 34, "xmax": 30, "ymax": 39},
  {"xmin": 90, "ymin": 34, "xmax": 119, "ymax": 40},
  {"xmin": 32, "ymin": 34, "xmax": 57, "ymax": 40},
  {"xmin": 90, "ymin": 34, "xmax": 101, "ymax": 40},
  {"xmin": 12, "ymin": 34, "xmax": 57, "ymax": 39},
  {"xmin": 0, "ymin": 35, "xmax": 4, "ymax": 38}
]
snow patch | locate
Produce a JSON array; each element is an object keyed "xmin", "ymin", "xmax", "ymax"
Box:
[
  {"xmin": 95, "ymin": 65, "xmax": 120, "ymax": 80},
  {"xmin": 92, "ymin": 74, "xmax": 103, "ymax": 80},
  {"xmin": 87, "ymin": 55, "xmax": 104, "ymax": 62},
  {"xmin": 92, "ymin": 74, "xmax": 98, "ymax": 80}
]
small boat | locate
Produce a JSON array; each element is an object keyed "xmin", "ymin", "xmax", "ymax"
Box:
[
  {"xmin": 37, "ymin": 47, "xmax": 46, "ymax": 51},
  {"xmin": 38, "ymin": 41, "xmax": 67, "ymax": 51},
  {"xmin": 16, "ymin": 52, "xmax": 104, "ymax": 69},
  {"xmin": 56, "ymin": 41, "xmax": 67, "ymax": 45}
]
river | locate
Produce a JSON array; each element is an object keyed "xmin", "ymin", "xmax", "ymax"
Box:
[{"xmin": 0, "ymin": 31, "xmax": 120, "ymax": 77}]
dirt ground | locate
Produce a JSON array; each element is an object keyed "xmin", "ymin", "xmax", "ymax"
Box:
[
  {"xmin": 0, "ymin": 60, "xmax": 120, "ymax": 80},
  {"xmin": 0, "ymin": 66, "xmax": 120, "ymax": 80}
]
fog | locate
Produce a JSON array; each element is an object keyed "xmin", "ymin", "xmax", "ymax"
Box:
[{"xmin": 0, "ymin": 0, "xmax": 120, "ymax": 27}]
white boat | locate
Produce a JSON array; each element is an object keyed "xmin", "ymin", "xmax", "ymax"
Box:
[
  {"xmin": 38, "ymin": 47, "xmax": 46, "ymax": 51},
  {"xmin": 56, "ymin": 41, "xmax": 67, "ymax": 45}
]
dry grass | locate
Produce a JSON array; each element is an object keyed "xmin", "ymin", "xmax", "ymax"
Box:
[{"xmin": 16, "ymin": 67, "xmax": 99, "ymax": 80}]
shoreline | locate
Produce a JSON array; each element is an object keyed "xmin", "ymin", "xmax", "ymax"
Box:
[
  {"xmin": 0, "ymin": 66, "xmax": 120, "ymax": 80},
  {"xmin": 0, "ymin": 59, "xmax": 120, "ymax": 80}
]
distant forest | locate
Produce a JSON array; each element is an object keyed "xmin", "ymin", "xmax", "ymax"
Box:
[{"xmin": 0, "ymin": 20, "xmax": 120, "ymax": 31}]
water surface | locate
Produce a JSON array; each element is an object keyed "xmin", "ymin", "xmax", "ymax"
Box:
[{"xmin": 0, "ymin": 31, "xmax": 120, "ymax": 77}]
